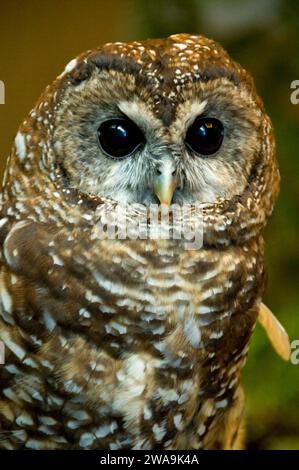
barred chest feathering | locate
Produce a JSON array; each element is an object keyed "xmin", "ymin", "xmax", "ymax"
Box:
[{"xmin": 0, "ymin": 217, "xmax": 263, "ymax": 449}]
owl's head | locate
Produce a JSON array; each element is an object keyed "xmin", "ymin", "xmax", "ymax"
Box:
[
  {"xmin": 52, "ymin": 34, "xmax": 273, "ymax": 208},
  {"xmin": 4, "ymin": 34, "xmax": 279, "ymax": 246}
]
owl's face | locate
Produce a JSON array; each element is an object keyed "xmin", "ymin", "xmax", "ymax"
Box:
[{"xmin": 53, "ymin": 35, "xmax": 264, "ymax": 207}]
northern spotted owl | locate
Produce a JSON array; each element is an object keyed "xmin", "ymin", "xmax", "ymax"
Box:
[{"xmin": 0, "ymin": 34, "xmax": 286, "ymax": 450}]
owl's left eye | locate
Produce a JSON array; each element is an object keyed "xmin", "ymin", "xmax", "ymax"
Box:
[
  {"xmin": 185, "ymin": 117, "xmax": 224, "ymax": 156},
  {"xmin": 97, "ymin": 119, "xmax": 144, "ymax": 158}
]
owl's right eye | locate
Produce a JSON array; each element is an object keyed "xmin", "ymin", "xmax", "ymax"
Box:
[{"xmin": 97, "ymin": 119, "xmax": 144, "ymax": 158}]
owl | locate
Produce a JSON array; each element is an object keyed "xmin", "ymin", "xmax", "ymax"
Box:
[{"xmin": 0, "ymin": 34, "xmax": 289, "ymax": 450}]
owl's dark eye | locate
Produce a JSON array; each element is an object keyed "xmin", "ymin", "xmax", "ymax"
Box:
[
  {"xmin": 185, "ymin": 117, "xmax": 224, "ymax": 156},
  {"xmin": 97, "ymin": 118, "xmax": 144, "ymax": 158}
]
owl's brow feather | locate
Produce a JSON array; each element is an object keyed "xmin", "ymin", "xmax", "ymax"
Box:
[
  {"xmin": 70, "ymin": 52, "xmax": 242, "ymax": 89},
  {"xmin": 70, "ymin": 53, "xmax": 142, "ymax": 86},
  {"xmin": 69, "ymin": 52, "xmax": 242, "ymax": 129}
]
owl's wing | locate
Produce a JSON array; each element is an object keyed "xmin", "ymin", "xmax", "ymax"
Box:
[
  {"xmin": 258, "ymin": 302, "xmax": 290, "ymax": 361},
  {"xmin": 0, "ymin": 218, "xmax": 115, "ymax": 415}
]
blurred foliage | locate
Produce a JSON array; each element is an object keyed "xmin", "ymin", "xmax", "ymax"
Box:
[{"xmin": 0, "ymin": 0, "xmax": 298, "ymax": 450}]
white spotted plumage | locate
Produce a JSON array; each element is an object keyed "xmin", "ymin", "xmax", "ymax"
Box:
[{"xmin": 0, "ymin": 33, "xmax": 279, "ymax": 450}]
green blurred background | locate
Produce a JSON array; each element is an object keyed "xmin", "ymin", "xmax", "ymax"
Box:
[{"xmin": 0, "ymin": 0, "xmax": 298, "ymax": 450}]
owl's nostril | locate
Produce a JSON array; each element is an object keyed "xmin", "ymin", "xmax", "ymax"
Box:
[
  {"xmin": 172, "ymin": 170, "xmax": 176, "ymax": 176},
  {"xmin": 156, "ymin": 168, "xmax": 162, "ymax": 175}
]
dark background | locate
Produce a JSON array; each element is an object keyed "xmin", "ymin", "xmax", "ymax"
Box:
[{"xmin": 0, "ymin": 0, "xmax": 298, "ymax": 449}]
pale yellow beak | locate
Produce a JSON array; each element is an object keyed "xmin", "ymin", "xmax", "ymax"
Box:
[{"xmin": 152, "ymin": 161, "xmax": 177, "ymax": 206}]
